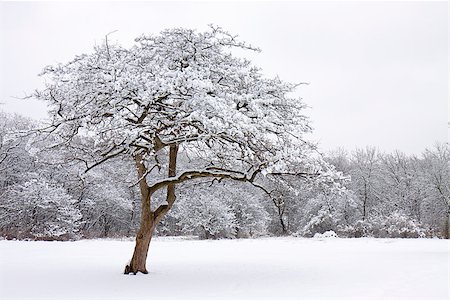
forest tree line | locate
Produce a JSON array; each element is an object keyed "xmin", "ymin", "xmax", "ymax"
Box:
[{"xmin": 0, "ymin": 112, "xmax": 448, "ymax": 240}]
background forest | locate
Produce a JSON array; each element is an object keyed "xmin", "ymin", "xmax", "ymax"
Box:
[{"xmin": 1, "ymin": 112, "xmax": 448, "ymax": 241}]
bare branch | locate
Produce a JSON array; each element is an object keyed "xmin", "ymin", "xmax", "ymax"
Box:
[{"xmin": 84, "ymin": 148, "xmax": 126, "ymax": 173}]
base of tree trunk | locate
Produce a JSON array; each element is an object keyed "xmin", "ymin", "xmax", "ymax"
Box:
[
  {"xmin": 124, "ymin": 264, "xmax": 148, "ymax": 275},
  {"xmin": 124, "ymin": 241, "xmax": 151, "ymax": 275},
  {"xmin": 124, "ymin": 220, "xmax": 155, "ymax": 275}
]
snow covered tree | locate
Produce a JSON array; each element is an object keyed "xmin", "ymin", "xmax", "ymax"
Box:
[
  {"xmin": 349, "ymin": 147, "xmax": 382, "ymax": 221},
  {"xmin": 295, "ymin": 167, "xmax": 355, "ymax": 237},
  {"xmin": 324, "ymin": 146, "xmax": 447, "ymax": 238},
  {"xmin": 0, "ymin": 177, "xmax": 81, "ymax": 240},
  {"xmin": 34, "ymin": 26, "xmax": 334, "ymax": 274},
  {"xmin": 419, "ymin": 143, "xmax": 450, "ymax": 238},
  {"xmin": 171, "ymin": 181, "xmax": 270, "ymax": 239},
  {"xmin": 173, "ymin": 184, "xmax": 236, "ymax": 239},
  {"xmin": 0, "ymin": 112, "xmax": 85, "ymax": 240},
  {"xmin": 224, "ymin": 182, "xmax": 270, "ymax": 238},
  {"xmin": 77, "ymin": 159, "xmax": 138, "ymax": 238},
  {"xmin": 0, "ymin": 112, "xmax": 36, "ymax": 189},
  {"xmin": 379, "ymin": 151, "xmax": 424, "ymax": 220}
]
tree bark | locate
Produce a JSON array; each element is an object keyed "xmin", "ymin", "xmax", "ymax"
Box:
[
  {"xmin": 124, "ymin": 209, "xmax": 155, "ymax": 274},
  {"xmin": 125, "ymin": 154, "xmax": 154, "ymax": 274},
  {"xmin": 124, "ymin": 146, "xmax": 179, "ymax": 274},
  {"xmin": 124, "ymin": 185, "xmax": 157, "ymax": 274}
]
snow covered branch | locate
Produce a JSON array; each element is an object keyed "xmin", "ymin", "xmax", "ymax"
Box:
[{"xmin": 149, "ymin": 168, "xmax": 261, "ymax": 194}]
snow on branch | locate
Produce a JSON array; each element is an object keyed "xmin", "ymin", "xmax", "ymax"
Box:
[{"xmin": 149, "ymin": 167, "xmax": 260, "ymax": 194}]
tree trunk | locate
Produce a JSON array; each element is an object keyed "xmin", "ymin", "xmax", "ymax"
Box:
[
  {"xmin": 124, "ymin": 147, "xmax": 179, "ymax": 274},
  {"xmin": 276, "ymin": 200, "xmax": 287, "ymax": 235},
  {"xmin": 444, "ymin": 208, "xmax": 449, "ymax": 239},
  {"xmin": 124, "ymin": 212, "xmax": 156, "ymax": 274},
  {"xmin": 124, "ymin": 154, "xmax": 155, "ymax": 274}
]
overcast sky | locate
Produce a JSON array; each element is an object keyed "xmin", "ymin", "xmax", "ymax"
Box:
[{"xmin": 0, "ymin": 1, "xmax": 448, "ymax": 155}]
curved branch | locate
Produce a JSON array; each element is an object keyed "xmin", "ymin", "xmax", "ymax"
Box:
[{"xmin": 149, "ymin": 161, "xmax": 269, "ymax": 197}]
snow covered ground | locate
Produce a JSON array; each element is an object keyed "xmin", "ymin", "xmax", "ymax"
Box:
[{"xmin": 0, "ymin": 237, "xmax": 448, "ymax": 300}]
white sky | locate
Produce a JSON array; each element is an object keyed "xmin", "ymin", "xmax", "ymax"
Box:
[{"xmin": 0, "ymin": 1, "xmax": 448, "ymax": 155}]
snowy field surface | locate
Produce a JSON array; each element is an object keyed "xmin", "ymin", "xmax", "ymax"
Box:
[{"xmin": 0, "ymin": 237, "xmax": 448, "ymax": 300}]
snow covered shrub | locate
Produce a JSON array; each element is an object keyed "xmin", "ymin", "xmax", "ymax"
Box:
[
  {"xmin": 338, "ymin": 213, "xmax": 427, "ymax": 238},
  {"xmin": 374, "ymin": 213, "xmax": 426, "ymax": 238},
  {"xmin": 339, "ymin": 220, "xmax": 374, "ymax": 238},
  {"xmin": 296, "ymin": 184, "xmax": 357, "ymax": 237},
  {"xmin": 0, "ymin": 178, "xmax": 81, "ymax": 240},
  {"xmin": 301, "ymin": 207, "xmax": 340, "ymax": 237},
  {"xmin": 313, "ymin": 230, "xmax": 338, "ymax": 238}
]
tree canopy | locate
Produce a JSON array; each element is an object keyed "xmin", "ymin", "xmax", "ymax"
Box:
[{"xmin": 36, "ymin": 26, "xmax": 316, "ymax": 178}]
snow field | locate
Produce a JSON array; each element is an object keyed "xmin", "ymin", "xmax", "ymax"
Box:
[{"xmin": 0, "ymin": 237, "xmax": 448, "ymax": 300}]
